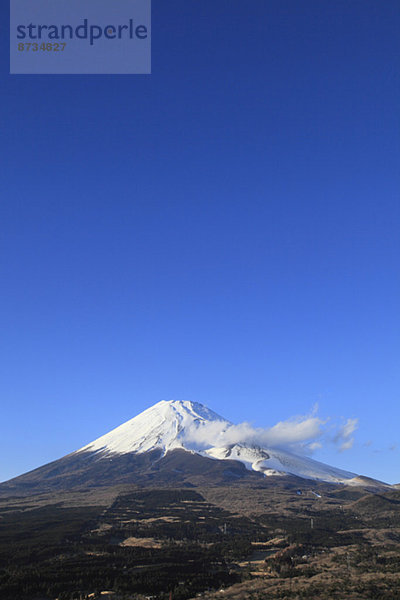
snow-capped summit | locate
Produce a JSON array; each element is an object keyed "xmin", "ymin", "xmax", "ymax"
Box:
[
  {"xmin": 79, "ymin": 400, "xmax": 229, "ymax": 455},
  {"xmin": 1, "ymin": 399, "xmax": 389, "ymax": 493},
  {"xmin": 78, "ymin": 399, "xmax": 360, "ymax": 485}
]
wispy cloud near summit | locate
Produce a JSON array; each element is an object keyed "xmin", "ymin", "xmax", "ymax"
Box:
[
  {"xmin": 334, "ymin": 418, "xmax": 359, "ymax": 452},
  {"xmin": 183, "ymin": 407, "xmax": 358, "ymax": 455}
]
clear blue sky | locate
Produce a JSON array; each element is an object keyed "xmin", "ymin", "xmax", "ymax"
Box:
[{"xmin": 1, "ymin": 0, "xmax": 399, "ymax": 484}]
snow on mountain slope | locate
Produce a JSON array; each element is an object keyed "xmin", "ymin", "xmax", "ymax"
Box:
[
  {"xmin": 78, "ymin": 400, "xmax": 359, "ymax": 484},
  {"xmin": 79, "ymin": 400, "xmax": 228, "ymax": 455},
  {"xmin": 205, "ymin": 444, "xmax": 356, "ymax": 483}
]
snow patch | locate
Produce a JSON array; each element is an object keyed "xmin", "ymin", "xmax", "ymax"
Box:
[{"xmin": 77, "ymin": 399, "xmax": 360, "ymax": 484}]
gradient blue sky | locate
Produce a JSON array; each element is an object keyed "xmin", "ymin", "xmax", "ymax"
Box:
[{"xmin": 1, "ymin": 0, "xmax": 399, "ymax": 483}]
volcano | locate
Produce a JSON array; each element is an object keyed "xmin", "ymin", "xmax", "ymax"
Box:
[{"xmin": 0, "ymin": 400, "xmax": 388, "ymax": 494}]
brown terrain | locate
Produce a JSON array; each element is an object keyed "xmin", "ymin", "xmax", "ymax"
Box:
[{"xmin": 1, "ymin": 479, "xmax": 399, "ymax": 600}]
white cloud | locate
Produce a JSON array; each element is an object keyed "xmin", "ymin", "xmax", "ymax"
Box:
[
  {"xmin": 309, "ymin": 441, "xmax": 323, "ymax": 451},
  {"xmin": 333, "ymin": 418, "xmax": 358, "ymax": 452},
  {"xmin": 339, "ymin": 438, "xmax": 354, "ymax": 451},
  {"xmin": 182, "ymin": 407, "xmax": 357, "ymax": 456}
]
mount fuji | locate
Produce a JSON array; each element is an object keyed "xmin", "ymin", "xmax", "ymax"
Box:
[{"xmin": 0, "ymin": 400, "xmax": 387, "ymax": 494}]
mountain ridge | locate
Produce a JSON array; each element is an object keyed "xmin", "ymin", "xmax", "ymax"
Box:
[
  {"xmin": 78, "ymin": 400, "xmax": 228, "ymax": 455},
  {"xmin": 0, "ymin": 400, "xmax": 390, "ymax": 493},
  {"xmin": 75, "ymin": 399, "xmax": 382, "ymax": 485}
]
